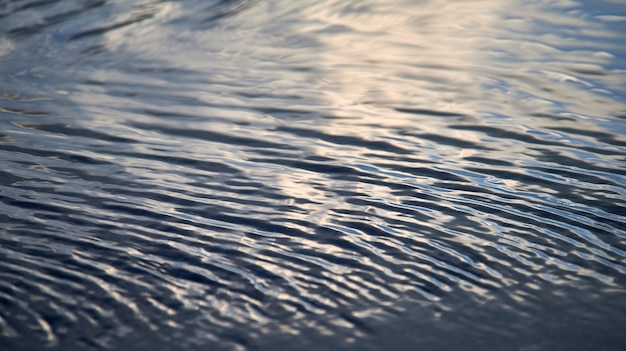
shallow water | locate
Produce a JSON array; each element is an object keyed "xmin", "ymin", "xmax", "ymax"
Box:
[{"xmin": 1, "ymin": 0, "xmax": 626, "ymax": 350}]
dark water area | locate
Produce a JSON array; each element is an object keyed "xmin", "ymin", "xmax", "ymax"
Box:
[{"xmin": 1, "ymin": 0, "xmax": 626, "ymax": 350}]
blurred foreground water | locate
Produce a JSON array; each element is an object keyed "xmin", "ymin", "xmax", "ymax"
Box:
[{"xmin": 1, "ymin": 0, "xmax": 626, "ymax": 350}]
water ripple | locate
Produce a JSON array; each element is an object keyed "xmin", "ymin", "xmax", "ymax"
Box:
[{"xmin": 1, "ymin": 0, "xmax": 626, "ymax": 350}]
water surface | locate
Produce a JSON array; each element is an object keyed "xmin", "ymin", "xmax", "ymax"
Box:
[{"xmin": 1, "ymin": 0, "xmax": 626, "ymax": 350}]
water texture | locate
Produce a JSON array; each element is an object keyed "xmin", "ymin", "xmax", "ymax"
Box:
[{"xmin": 1, "ymin": 0, "xmax": 626, "ymax": 350}]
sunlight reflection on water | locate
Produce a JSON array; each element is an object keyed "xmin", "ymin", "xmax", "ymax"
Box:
[{"xmin": 0, "ymin": 0, "xmax": 625, "ymax": 350}]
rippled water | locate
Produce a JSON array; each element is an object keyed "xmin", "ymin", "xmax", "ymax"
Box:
[{"xmin": 1, "ymin": 0, "xmax": 626, "ymax": 350}]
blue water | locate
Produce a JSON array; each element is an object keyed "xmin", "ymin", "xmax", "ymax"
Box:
[{"xmin": 1, "ymin": 1, "xmax": 626, "ymax": 350}]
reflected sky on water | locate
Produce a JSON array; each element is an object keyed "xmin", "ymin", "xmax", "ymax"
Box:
[{"xmin": 1, "ymin": 0, "xmax": 625, "ymax": 350}]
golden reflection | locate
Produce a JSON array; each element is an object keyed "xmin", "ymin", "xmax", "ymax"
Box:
[
  {"xmin": 296, "ymin": 0, "xmax": 626, "ymax": 121},
  {"xmin": 93, "ymin": 0, "xmax": 625, "ymax": 119}
]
